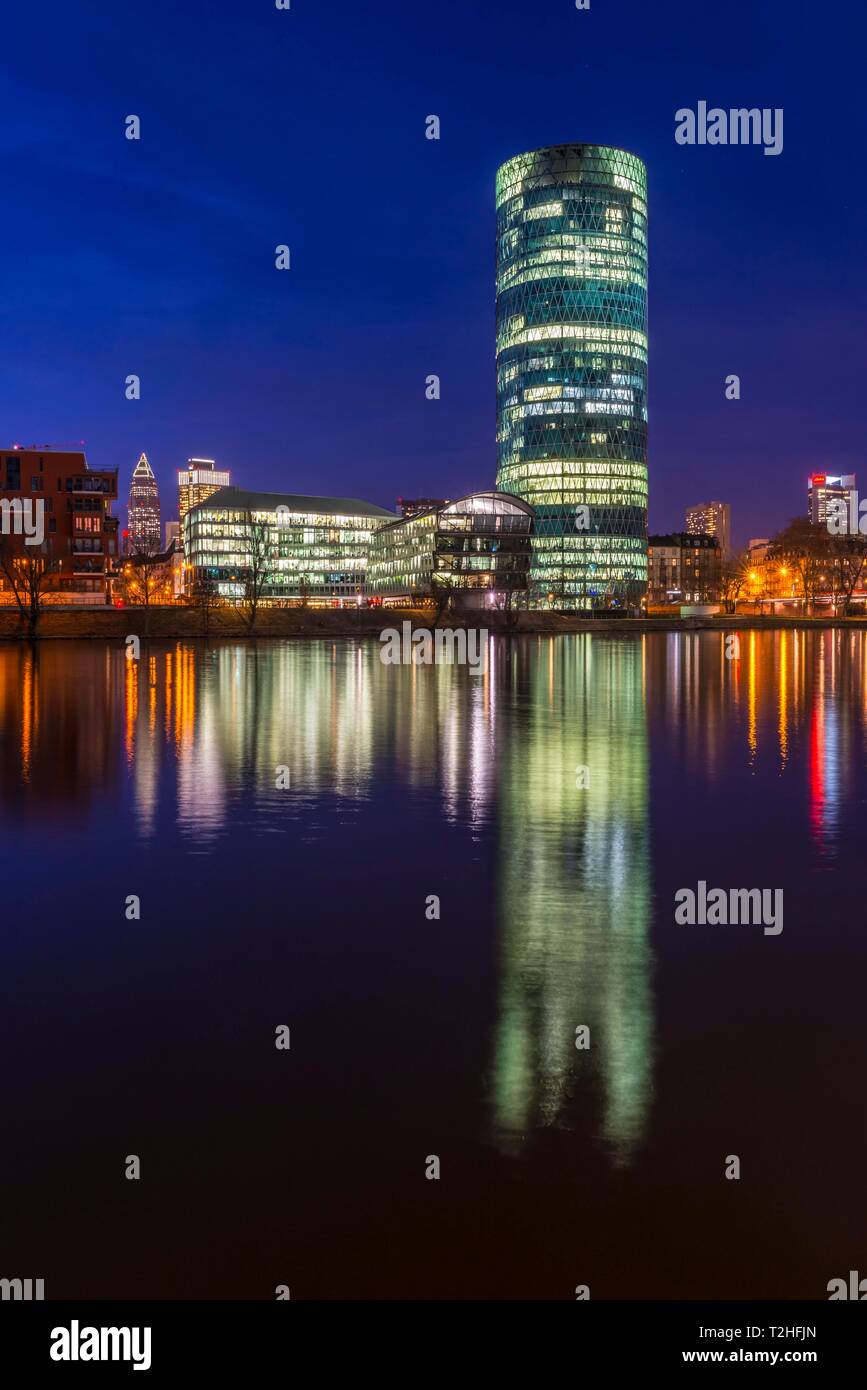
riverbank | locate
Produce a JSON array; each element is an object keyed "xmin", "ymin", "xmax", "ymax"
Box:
[{"xmin": 4, "ymin": 606, "xmax": 867, "ymax": 640}]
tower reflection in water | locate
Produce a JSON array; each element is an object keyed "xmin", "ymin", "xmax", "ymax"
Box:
[
  {"xmin": 491, "ymin": 635, "xmax": 653, "ymax": 1166},
  {"xmin": 6, "ymin": 632, "xmax": 867, "ymax": 1163}
]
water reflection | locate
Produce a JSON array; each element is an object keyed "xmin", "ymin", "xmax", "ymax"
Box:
[
  {"xmin": 2, "ymin": 630, "xmax": 867, "ymax": 1170},
  {"xmin": 491, "ymin": 636, "xmax": 652, "ymax": 1165}
]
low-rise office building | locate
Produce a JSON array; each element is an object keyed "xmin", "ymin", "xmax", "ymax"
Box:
[
  {"xmin": 183, "ymin": 486, "xmax": 396, "ymax": 604},
  {"xmin": 366, "ymin": 491, "xmax": 534, "ymax": 608}
]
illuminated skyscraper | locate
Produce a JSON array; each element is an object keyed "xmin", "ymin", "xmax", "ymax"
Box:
[
  {"xmin": 807, "ymin": 473, "xmax": 855, "ymax": 527},
  {"xmin": 127, "ymin": 452, "xmax": 161, "ymax": 554},
  {"xmin": 495, "ymin": 144, "xmax": 648, "ymax": 609},
  {"xmin": 178, "ymin": 458, "xmax": 231, "ymax": 545},
  {"xmin": 686, "ymin": 500, "xmax": 731, "ymax": 558}
]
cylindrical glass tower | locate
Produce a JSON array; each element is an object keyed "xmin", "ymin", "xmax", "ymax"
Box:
[{"xmin": 495, "ymin": 144, "xmax": 648, "ymax": 610}]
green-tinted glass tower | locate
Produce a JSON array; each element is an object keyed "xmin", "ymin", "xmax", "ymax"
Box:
[{"xmin": 496, "ymin": 144, "xmax": 648, "ymax": 609}]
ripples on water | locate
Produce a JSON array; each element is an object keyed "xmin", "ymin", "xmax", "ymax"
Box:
[{"xmin": 1, "ymin": 632, "xmax": 864, "ymax": 1297}]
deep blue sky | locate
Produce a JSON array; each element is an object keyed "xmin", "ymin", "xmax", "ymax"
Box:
[{"xmin": 1, "ymin": 0, "xmax": 864, "ymax": 547}]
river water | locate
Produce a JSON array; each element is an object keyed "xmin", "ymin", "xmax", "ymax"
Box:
[{"xmin": 1, "ymin": 631, "xmax": 864, "ymax": 1298}]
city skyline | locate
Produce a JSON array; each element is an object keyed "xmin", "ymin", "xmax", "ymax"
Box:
[
  {"xmin": 1, "ymin": 0, "xmax": 865, "ymax": 1330},
  {"xmin": 1, "ymin": 1, "xmax": 861, "ymax": 553}
]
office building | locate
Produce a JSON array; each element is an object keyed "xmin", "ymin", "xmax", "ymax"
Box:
[
  {"xmin": 495, "ymin": 143, "xmax": 648, "ymax": 610},
  {"xmin": 367, "ymin": 491, "xmax": 534, "ymax": 608},
  {"xmin": 178, "ymin": 459, "xmax": 231, "ymax": 543},
  {"xmin": 807, "ymin": 473, "xmax": 855, "ymax": 527},
  {"xmin": 127, "ymin": 452, "xmax": 161, "ymax": 554},
  {"xmin": 0, "ymin": 446, "xmax": 117, "ymax": 603},
  {"xmin": 686, "ymin": 500, "xmax": 731, "ymax": 558},
  {"xmin": 396, "ymin": 497, "xmax": 450, "ymax": 519},
  {"xmin": 183, "ymin": 487, "xmax": 395, "ymax": 603}
]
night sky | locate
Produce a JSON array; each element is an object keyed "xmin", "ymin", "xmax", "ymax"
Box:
[{"xmin": 1, "ymin": 0, "xmax": 863, "ymax": 547}]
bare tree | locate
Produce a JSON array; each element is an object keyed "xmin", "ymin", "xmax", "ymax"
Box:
[
  {"xmin": 191, "ymin": 572, "xmax": 221, "ymax": 637},
  {"xmin": 489, "ymin": 567, "xmax": 530, "ymax": 630},
  {"xmin": 237, "ymin": 510, "xmax": 274, "ymax": 635},
  {"xmin": 719, "ymin": 550, "xmax": 750, "ymax": 615},
  {"xmin": 121, "ymin": 555, "xmax": 166, "ymax": 607},
  {"xmin": 0, "ymin": 537, "xmax": 61, "ymax": 638},
  {"xmin": 430, "ymin": 576, "xmax": 454, "ymax": 628},
  {"xmin": 769, "ymin": 518, "xmax": 833, "ymax": 616},
  {"xmin": 831, "ymin": 534, "xmax": 867, "ymax": 615},
  {"xmin": 119, "ymin": 551, "xmax": 173, "ymax": 635}
]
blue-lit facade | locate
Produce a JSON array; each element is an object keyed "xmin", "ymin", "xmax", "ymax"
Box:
[{"xmin": 495, "ymin": 144, "xmax": 648, "ymax": 610}]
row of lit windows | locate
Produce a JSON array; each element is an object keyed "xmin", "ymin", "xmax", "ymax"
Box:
[
  {"xmin": 523, "ymin": 384, "xmax": 636, "ymax": 404},
  {"xmin": 495, "ymin": 153, "xmax": 647, "ymax": 209},
  {"xmin": 497, "ymin": 176, "xmax": 646, "ymax": 207},
  {"xmin": 496, "ymin": 479, "xmax": 648, "ymax": 498},
  {"xmin": 191, "ymin": 549, "xmax": 366, "ymax": 569},
  {"xmin": 503, "ymin": 456, "xmax": 648, "ymax": 472},
  {"xmin": 498, "ymin": 459, "xmax": 647, "ymax": 477},
  {"xmin": 188, "ymin": 508, "xmax": 384, "ymax": 531},
  {"xmin": 500, "ymin": 217, "xmax": 648, "ymax": 254},
  {"xmin": 497, "ymin": 322, "xmax": 648, "ymax": 354},
  {"xmin": 514, "ymin": 402, "xmax": 640, "ymax": 421},
  {"xmin": 498, "ymin": 415, "xmax": 648, "ymax": 433},
  {"xmin": 498, "ymin": 360, "xmax": 646, "ymax": 388},
  {"xmin": 514, "ymin": 195, "xmax": 647, "ymax": 222},
  {"xmin": 189, "ymin": 533, "xmax": 371, "ymax": 552},
  {"xmin": 497, "ymin": 239, "xmax": 646, "ymax": 268},
  {"xmin": 188, "ymin": 523, "xmax": 376, "ymax": 542},
  {"xmin": 498, "ymin": 466, "xmax": 647, "ymax": 484}
]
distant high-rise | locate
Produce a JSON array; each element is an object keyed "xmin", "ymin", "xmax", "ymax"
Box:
[
  {"xmin": 495, "ymin": 143, "xmax": 648, "ymax": 610},
  {"xmin": 686, "ymin": 501, "xmax": 731, "ymax": 558},
  {"xmin": 396, "ymin": 497, "xmax": 450, "ymax": 518},
  {"xmin": 178, "ymin": 458, "xmax": 231, "ymax": 546},
  {"xmin": 807, "ymin": 473, "xmax": 855, "ymax": 526},
  {"xmin": 127, "ymin": 452, "xmax": 161, "ymax": 554}
]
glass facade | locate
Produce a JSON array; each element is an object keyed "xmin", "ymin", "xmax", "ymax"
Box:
[
  {"xmin": 177, "ymin": 459, "xmax": 231, "ymax": 548},
  {"xmin": 495, "ymin": 144, "xmax": 648, "ymax": 610},
  {"xmin": 183, "ymin": 488, "xmax": 395, "ymax": 603},
  {"xmin": 366, "ymin": 492, "xmax": 533, "ymax": 607}
]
